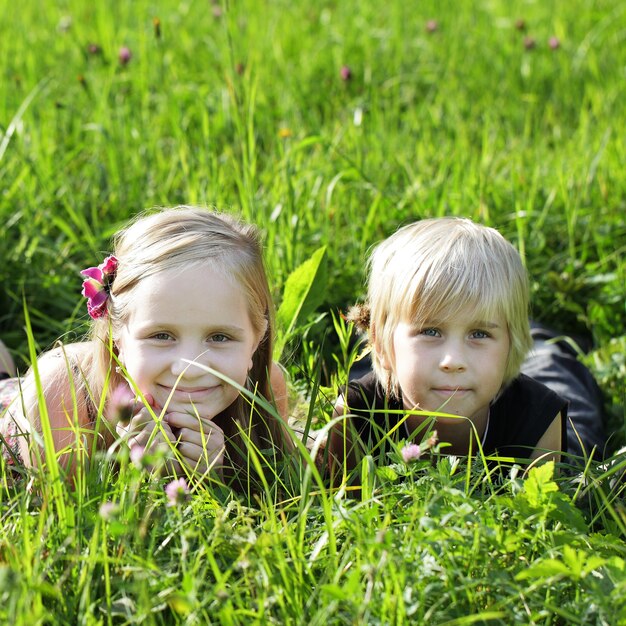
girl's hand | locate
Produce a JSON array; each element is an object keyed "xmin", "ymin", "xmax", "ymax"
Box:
[
  {"xmin": 165, "ymin": 411, "xmax": 225, "ymax": 477},
  {"xmin": 115, "ymin": 393, "xmax": 183, "ymax": 475}
]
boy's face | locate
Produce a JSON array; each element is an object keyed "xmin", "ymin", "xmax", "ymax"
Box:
[{"xmin": 386, "ymin": 309, "xmax": 510, "ymax": 424}]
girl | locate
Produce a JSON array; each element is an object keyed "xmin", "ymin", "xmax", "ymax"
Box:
[
  {"xmin": 0, "ymin": 206, "xmax": 290, "ymax": 485},
  {"xmin": 329, "ymin": 217, "xmax": 566, "ymax": 483}
]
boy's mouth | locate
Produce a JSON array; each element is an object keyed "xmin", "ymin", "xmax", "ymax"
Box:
[{"xmin": 432, "ymin": 387, "xmax": 470, "ymax": 396}]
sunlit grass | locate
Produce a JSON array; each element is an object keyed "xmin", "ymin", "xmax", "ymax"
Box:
[{"xmin": 1, "ymin": 0, "xmax": 625, "ymax": 622}]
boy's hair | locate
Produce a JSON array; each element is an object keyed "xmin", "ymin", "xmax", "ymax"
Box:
[
  {"xmin": 366, "ymin": 217, "xmax": 532, "ymax": 397},
  {"xmin": 86, "ymin": 206, "xmax": 285, "ymax": 474}
]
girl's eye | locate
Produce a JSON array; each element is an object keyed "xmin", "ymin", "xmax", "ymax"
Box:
[
  {"xmin": 420, "ymin": 327, "xmax": 440, "ymax": 337},
  {"xmin": 210, "ymin": 334, "xmax": 230, "ymax": 343},
  {"xmin": 152, "ymin": 332, "xmax": 172, "ymax": 341},
  {"xmin": 471, "ymin": 330, "xmax": 490, "ymax": 339}
]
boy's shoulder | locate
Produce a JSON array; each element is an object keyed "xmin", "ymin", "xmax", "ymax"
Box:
[
  {"xmin": 501, "ymin": 373, "xmax": 567, "ymax": 408},
  {"xmin": 345, "ymin": 371, "xmax": 386, "ymax": 409},
  {"xmin": 486, "ymin": 373, "xmax": 568, "ymax": 455}
]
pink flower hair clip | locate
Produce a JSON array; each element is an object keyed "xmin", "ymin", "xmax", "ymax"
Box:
[{"xmin": 81, "ymin": 255, "xmax": 118, "ymax": 319}]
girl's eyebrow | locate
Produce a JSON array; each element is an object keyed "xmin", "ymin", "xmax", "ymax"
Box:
[{"xmin": 138, "ymin": 321, "xmax": 247, "ymax": 334}]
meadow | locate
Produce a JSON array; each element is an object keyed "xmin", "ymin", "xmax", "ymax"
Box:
[{"xmin": 1, "ymin": 0, "xmax": 625, "ymax": 623}]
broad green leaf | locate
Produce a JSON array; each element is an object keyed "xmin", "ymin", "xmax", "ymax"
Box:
[
  {"xmin": 523, "ymin": 461, "xmax": 558, "ymax": 507},
  {"xmin": 516, "ymin": 559, "xmax": 571, "ymax": 580},
  {"xmin": 274, "ymin": 246, "xmax": 327, "ymax": 360}
]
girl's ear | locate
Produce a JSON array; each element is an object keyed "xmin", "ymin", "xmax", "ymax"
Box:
[{"xmin": 249, "ymin": 318, "xmax": 268, "ymax": 372}]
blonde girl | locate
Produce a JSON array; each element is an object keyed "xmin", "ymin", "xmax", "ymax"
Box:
[{"xmin": 0, "ymin": 206, "xmax": 289, "ymax": 485}]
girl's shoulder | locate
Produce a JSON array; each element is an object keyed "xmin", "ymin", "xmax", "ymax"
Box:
[
  {"xmin": 32, "ymin": 341, "xmax": 93, "ymax": 374},
  {"xmin": 0, "ymin": 376, "xmax": 21, "ymax": 411}
]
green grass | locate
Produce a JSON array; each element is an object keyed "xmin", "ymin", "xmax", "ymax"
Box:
[{"xmin": 1, "ymin": 0, "xmax": 625, "ymax": 623}]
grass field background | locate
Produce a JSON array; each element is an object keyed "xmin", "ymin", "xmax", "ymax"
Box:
[{"xmin": 1, "ymin": 0, "xmax": 625, "ymax": 623}]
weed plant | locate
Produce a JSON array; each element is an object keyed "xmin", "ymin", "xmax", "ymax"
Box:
[{"xmin": 1, "ymin": 0, "xmax": 625, "ymax": 623}]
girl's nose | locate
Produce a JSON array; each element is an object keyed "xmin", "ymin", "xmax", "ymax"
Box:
[{"xmin": 170, "ymin": 347, "xmax": 209, "ymax": 378}]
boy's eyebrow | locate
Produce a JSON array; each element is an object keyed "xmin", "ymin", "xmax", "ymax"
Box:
[
  {"xmin": 419, "ymin": 319, "xmax": 502, "ymax": 328},
  {"xmin": 473, "ymin": 320, "xmax": 502, "ymax": 328}
]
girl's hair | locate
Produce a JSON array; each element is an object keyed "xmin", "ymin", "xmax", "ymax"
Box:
[
  {"xmin": 363, "ymin": 217, "xmax": 532, "ymax": 397},
  {"xmin": 84, "ymin": 206, "xmax": 285, "ymax": 474}
]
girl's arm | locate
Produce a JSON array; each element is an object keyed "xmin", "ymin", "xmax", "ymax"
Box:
[
  {"xmin": 13, "ymin": 344, "xmax": 94, "ymax": 470},
  {"xmin": 270, "ymin": 361, "xmax": 289, "ymax": 421},
  {"xmin": 529, "ymin": 412, "xmax": 563, "ymax": 465}
]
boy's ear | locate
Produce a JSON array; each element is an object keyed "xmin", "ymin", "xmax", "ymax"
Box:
[{"xmin": 371, "ymin": 323, "xmax": 392, "ymax": 371}]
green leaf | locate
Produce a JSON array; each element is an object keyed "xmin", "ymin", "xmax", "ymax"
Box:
[
  {"xmin": 516, "ymin": 559, "xmax": 570, "ymax": 581},
  {"xmin": 523, "ymin": 461, "xmax": 558, "ymax": 507},
  {"xmin": 274, "ymin": 246, "xmax": 327, "ymax": 360}
]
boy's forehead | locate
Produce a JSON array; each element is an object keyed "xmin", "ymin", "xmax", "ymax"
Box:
[{"xmin": 403, "ymin": 296, "xmax": 506, "ymax": 324}]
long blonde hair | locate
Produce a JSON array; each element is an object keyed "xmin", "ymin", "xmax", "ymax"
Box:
[
  {"xmin": 365, "ymin": 217, "xmax": 532, "ymax": 397},
  {"xmin": 84, "ymin": 206, "xmax": 285, "ymax": 474}
]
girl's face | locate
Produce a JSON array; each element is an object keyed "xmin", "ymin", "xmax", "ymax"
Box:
[
  {"xmin": 385, "ymin": 309, "xmax": 510, "ymax": 424},
  {"xmin": 116, "ymin": 264, "xmax": 262, "ymax": 418}
]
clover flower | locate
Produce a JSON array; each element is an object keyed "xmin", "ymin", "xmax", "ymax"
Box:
[
  {"xmin": 426, "ymin": 20, "xmax": 438, "ymax": 33},
  {"xmin": 401, "ymin": 443, "xmax": 422, "ymax": 463},
  {"xmin": 524, "ymin": 36, "xmax": 536, "ymax": 50},
  {"xmin": 548, "ymin": 36, "xmax": 560, "ymax": 50},
  {"xmin": 165, "ymin": 478, "xmax": 190, "ymax": 507},
  {"xmin": 130, "ymin": 444, "xmax": 146, "ymax": 468},
  {"xmin": 340, "ymin": 65, "xmax": 352, "ymax": 81},
  {"xmin": 109, "ymin": 384, "xmax": 135, "ymax": 425},
  {"xmin": 118, "ymin": 46, "xmax": 132, "ymax": 65},
  {"xmin": 99, "ymin": 501, "xmax": 119, "ymax": 521}
]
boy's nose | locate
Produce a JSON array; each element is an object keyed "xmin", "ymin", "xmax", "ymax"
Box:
[{"xmin": 439, "ymin": 344, "xmax": 467, "ymax": 372}]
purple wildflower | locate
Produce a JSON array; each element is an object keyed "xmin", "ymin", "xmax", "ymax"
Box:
[
  {"xmin": 118, "ymin": 46, "xmax": 132, "ymax": 65},
  {"xmin": 524, "ymin": 36, "xmax": 536, "ymax": 50},
  {"xmin": 130, "ymin": 443, "xmax": 146, "ymax": 468},
  {"xmin": 340, "ymin": 65, "xmax": 352, "ymax": 81},
  {"xmin": 401, "ymin": 443, "xmax": 422, "ymax": 463},
  {"xmin": 109, "ymin": 384, "xmax": 135, "ymax": 425},
  {"xmin": 165, "ymin": 478, "xmax": 190, "ymax": 507},
  {"xmin": 425, "ymin": 20, "xmax": 438, "ymax": 33},
  {"xmin": 548, "ymin": 36, "xmax": 560, "ymax": 50},
  {"xmin": 99, "ymin": 501, "xmax": 119, "ymax": 521}
]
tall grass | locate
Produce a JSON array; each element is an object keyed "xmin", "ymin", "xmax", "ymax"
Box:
[{"xmin": 1, "ymin": 0, "xmax": 625, "ymax": 622}]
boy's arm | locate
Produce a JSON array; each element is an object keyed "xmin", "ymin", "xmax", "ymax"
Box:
[
  {"xmin": 529, "ymin": 412, "xmax": 562, "ymax": 465},
  {"xmin": 327, "ymin": 396, "xmax": 359, "ymax": 487}
]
